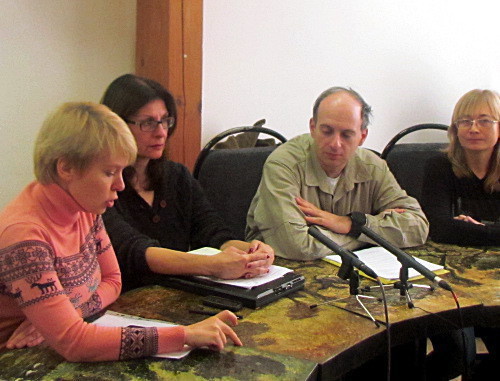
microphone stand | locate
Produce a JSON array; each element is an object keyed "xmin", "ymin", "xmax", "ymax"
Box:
[
  {"xmin": 312, "ymin": 259, "xmax": 381, "ymax": 327},
  {"xmin": 350, "ymin": 215, "xmax": 450, "ymax": 308},
  {"xmin": 361, "ymin": 259, "xmax": 434, "ymax": 309},
  {"xmin": 308, "ymin": 226, "xmax": 380, "ymax": 327},
  {"xmin": 338, "ymin": 258, "xmax": 381, "ymax": 328}
]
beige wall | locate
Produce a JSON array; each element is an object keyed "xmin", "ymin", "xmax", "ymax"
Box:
[{"xmin": 0, "ymin": 0, "xmax": 136, "ymax": 208}]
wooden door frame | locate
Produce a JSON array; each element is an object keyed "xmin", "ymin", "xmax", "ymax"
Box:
[{"xmin": 136, "ymin": 0, "xmax": 202, "ymax": 171}]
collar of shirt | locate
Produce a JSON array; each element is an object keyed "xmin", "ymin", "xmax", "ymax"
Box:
[{"xmin": 38, "ymin": 182, "xmax": 85, "ymax": 226}]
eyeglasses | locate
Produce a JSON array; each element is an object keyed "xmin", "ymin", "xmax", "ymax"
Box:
[
  {"xmin": 455, "ymin": 118, "xmax": 499, "ymax": 129},
  {"xmin": 125, "ymin": 116, "xmax": 175, "ymax": 132}
]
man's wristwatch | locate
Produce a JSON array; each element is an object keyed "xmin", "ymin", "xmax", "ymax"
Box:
[{"xmin": 347, "ymin": 212, "xmax": 367, "ymax": 238}]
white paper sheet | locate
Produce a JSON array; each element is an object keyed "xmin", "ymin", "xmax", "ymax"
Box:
[
  {"xmin": 189, "ymin": 247, "xmax": 293, "ymax": 289},
  {"xmin": 324, "ymin": 246, "xmax": 445, "ymax": 282},
  {"xmin": 93, "ymin": 311, "xmax": 191, "ymax": 359}
]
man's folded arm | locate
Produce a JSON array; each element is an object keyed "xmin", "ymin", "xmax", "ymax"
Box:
[
  {"xmin": 248, "ymin": 161, "xmax": 362, "ymax": 260},
  {"xmin": 359, "ymin": 167, "xmax": 429, "ymax": 248}
]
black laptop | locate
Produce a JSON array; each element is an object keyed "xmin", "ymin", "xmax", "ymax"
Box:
[{"xmin": 145, "ymin": 271, "xmax": 305, "ymax": 309}]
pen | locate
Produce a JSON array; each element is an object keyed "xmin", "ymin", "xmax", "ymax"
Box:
[{"xmin": 189, "ymin": 309, "xmax": 243, "ymax": 320}]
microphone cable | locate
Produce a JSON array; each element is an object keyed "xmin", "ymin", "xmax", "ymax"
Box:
[
  {"xmin": 451, "ymin": 290, "xmax": 471, "ymax": 381},
  {"xmin": 310, "ymin": 276, "xmax": 391, "ymax": 380},
  {"xmin": 414, "ymin": 289, "xmax": 470, "ymax": 380},
  {"xmin": 376, "ymin": 276, "xmax": 391, "ymax": 381}
]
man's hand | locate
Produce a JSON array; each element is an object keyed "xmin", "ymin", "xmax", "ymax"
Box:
[
  {"xmin": 296, "ymin": 197, "xmax": 352, "ymax": 234},
  {"xmin": 184, "ymin": 310, "xmax": 242, "ymax": 350},
  {"xmin": 6, "ymin": 319, "xmax": 45, "ymax": 349},
  {"xmin": 454, "ymin": 214, "xmax": 484, "ymax": 225}
]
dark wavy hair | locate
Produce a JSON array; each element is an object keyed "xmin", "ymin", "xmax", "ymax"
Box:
[{"xmin": 101, "ymin": 74, "xmax": 177, "ymax": 190}]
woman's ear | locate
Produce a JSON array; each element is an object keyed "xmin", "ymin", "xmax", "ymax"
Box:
[{"xmin": 56, "ymin": 157, "xmax": 75, "ymax": 183}]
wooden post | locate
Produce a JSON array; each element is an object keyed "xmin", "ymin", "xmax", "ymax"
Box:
[{"xmin": 136, "ymin": 0, "xmax": 202, "ymax": 171}]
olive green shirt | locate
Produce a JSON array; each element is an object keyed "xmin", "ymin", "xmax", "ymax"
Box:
[{"xmin": 246, "ymin": 134, "xmax": 429, "ymax": 260}]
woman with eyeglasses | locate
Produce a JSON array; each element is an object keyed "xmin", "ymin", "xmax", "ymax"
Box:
[
  {"xmin": 421, "ymin": 89, "xmax": 499, "ymax": 380},
  {"xmin": 100, "ymin": 74, "xmax": 274, "ymax": 292},
  {"xmin": 421, "ymin": 89, "xmax": 500, "ymax": 246}
]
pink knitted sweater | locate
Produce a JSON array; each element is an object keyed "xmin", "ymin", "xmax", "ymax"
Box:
[{"xmin": 0, "ymin": 182, "xmax": 185, "ymax": 361}]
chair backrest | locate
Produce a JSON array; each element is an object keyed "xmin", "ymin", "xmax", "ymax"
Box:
[
  {"xmin": 193, "ymin": 124, "xmax": 287, "ymax": 178},
  {"xmin": 194, "ymin": 125, "xmax": 287, "ymax": 240},
  {"xmin": 381, "ymin": 124, "xmax": 448, "ymax": 201}
]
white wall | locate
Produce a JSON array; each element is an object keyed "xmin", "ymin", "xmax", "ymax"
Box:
[
  {"xmin": 2, "ymin": 1, "xmax": 500, "ymax": 208},
  {"xmin": 202, "ymin": 0, "xmax": 500, "ymax": 149},
  {"xmin": 0, "ymin": 0, "xmax": 136, "ymax": 208}
]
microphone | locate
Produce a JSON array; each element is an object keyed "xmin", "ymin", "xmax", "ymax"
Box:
[
  {"xmin": 308, "ymin": 225, "xmax": 378, "ymax": 279},
  {"xmin": 358, "ymin": 223, "xmax": 452, "ymax": 291}
]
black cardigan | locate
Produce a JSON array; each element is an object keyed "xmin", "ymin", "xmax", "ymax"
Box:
[
  {"xmin": 421, "ymin": 154, "xmax": 499, "ymax": 246},
  {"xmin": 103, "ymin": 161, "xmax": 235, "ymax": 291}
]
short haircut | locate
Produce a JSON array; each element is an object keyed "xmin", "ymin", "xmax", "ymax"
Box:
[
  {"xmin": 34, "ymin": 102, "xmax": 137, "ymax": 184},
  {"xmin": 312, "ymin": 86, "xmax": 372, "ymax": 130},
  {"xmin": 447, "ymin": 89, "xmax": 500, "ymax": 193}
]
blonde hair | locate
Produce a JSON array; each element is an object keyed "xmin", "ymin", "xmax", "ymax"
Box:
[
  {"xmin": 447, "ymin": 89, "xmax": 500, "ymax": 193},
  {"xmin": 34, "ymin": 102, "xmax": 137, "ymax": 184}
]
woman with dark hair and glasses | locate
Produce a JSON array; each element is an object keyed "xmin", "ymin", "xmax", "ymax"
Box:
[
  {"xmin": 101, "ymin": 74, "xmax": 274, "ymax": 292},
  {"xmin": 421, "ymin": 89, "xmax": 499, "ymax": 380}
]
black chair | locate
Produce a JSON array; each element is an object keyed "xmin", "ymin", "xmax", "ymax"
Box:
[
  {"xmin": 193, "ymin": 123, "xmax": 287, "ymax": 240},
  {"xmin": 381, "ymin": 124, "xmax": 449, "ymax": 201}
]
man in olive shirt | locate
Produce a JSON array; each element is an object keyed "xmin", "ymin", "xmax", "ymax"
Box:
[{"xmin": 246, "ymin": 87, "xmax": 429, "ymax": 260}]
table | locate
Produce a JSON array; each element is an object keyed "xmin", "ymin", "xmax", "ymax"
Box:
[{"xmin": 0, "ymin": 242, "xmax": 498, "ymax": 380}]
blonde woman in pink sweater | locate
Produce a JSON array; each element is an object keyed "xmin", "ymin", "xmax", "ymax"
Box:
[{"xmin": 0, "ymin": 102, "xmax": 241, "ymax": 361}]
